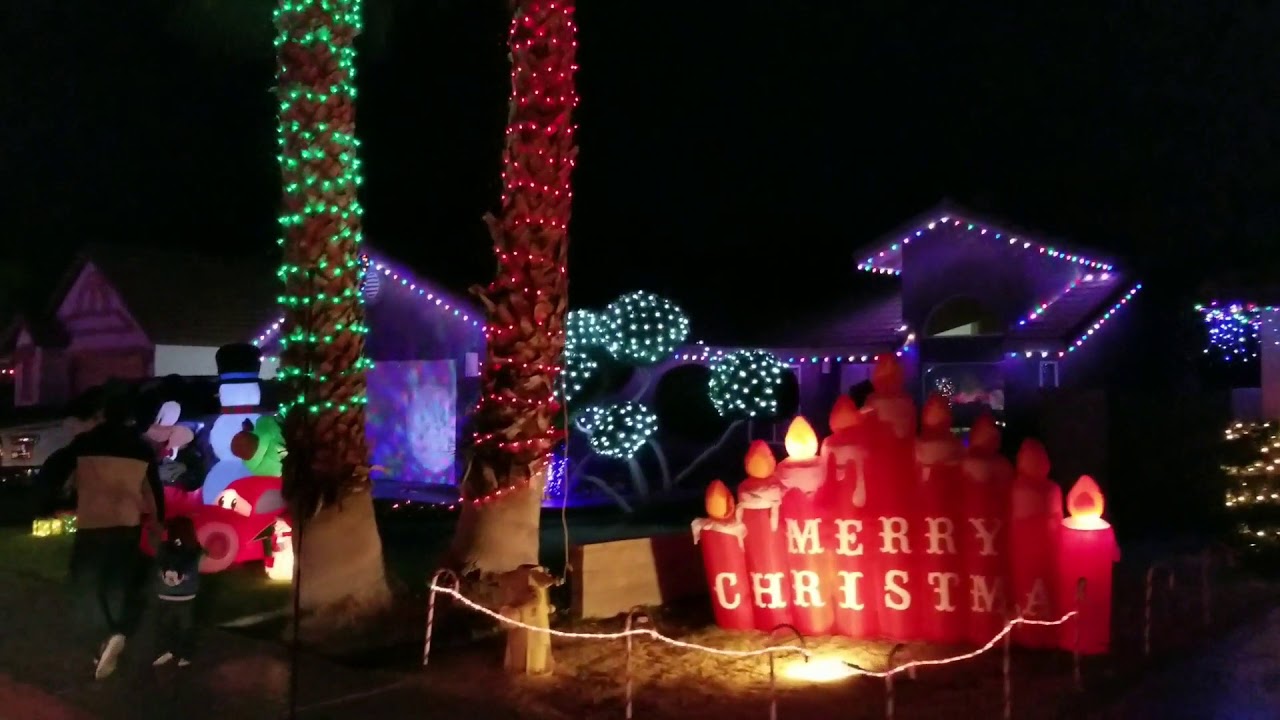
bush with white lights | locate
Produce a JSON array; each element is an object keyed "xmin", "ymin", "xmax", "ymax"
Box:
[
  {"xmin": 708, "ymin": 349, "xmax": 786, "ymax": 418},
  {"xmin": 602, "ymin": 291, "xmax": 690, "ymax": 366},
  {"xmin": 584, "ymin": 402, "xmax": 659, "ymax": 459}
]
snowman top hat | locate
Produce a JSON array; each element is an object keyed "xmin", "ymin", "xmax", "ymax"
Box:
[{"xmin": 216, "ymin": 343, "xmax": 262, "ymax": 384}]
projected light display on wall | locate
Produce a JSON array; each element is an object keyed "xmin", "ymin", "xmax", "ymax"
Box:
[{"xmin": 366, "ymin": 360, "xmax": 458, "ymax": 484}]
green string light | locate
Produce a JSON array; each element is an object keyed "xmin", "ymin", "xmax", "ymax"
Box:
[
  {"xmin": 708, "ymin": 349, "xmax": 786, "ymax": 418},
  {"xmin": 273, "ymin": 0, "xmax": 370, "ymax": 417},
  {"xmin": 602, "ymin": 291, "xmax": 690, "ymax": 366},
  {"xmin": 582, "ymin": 402, "xmax": 659, "ymax": 460}
]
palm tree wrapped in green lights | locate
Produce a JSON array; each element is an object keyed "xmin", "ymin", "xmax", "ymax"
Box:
[{"xmin": 273, "ymin": 0, "xmax": 391, "ymax": 638}]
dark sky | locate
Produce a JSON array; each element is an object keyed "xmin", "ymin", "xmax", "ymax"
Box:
[{"xmin": 4, "ymin": 1, "xmax": 1279, "ymax": 343}]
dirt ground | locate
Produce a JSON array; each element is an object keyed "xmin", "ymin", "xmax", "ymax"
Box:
[{"xmin": 414, "ymin": 552, "xmax": 1279, "ymax": 720}]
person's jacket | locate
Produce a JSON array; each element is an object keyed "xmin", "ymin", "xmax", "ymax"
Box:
[
  {"xmin": 54, "ymin": 422, "xmax": 164, "ymax": 530},
  {"xmin": 155, "ymin": 541, "xmax": 202, "ymax": 600}
]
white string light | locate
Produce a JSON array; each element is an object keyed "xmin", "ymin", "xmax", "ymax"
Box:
[{"xmin": 426, "ymin": 582, "xmax": 1078, "ymax": 676}]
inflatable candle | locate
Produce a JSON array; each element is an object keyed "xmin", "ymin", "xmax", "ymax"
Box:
[
  {"xmin": 821, "ymin": 395, "xmax": 879, "ymax": 638},
  {"xmin": 959, "ymin": 412, "xmax": 1014, "ymax": 644},
  {"xmin": 1010, "ymin": 439, "xmax": 1063, "ymax": 647},
  {"xmin": 202, "ymin": 344, "xmax": 264, "ymax": 505},
  {"xmin": 692, "ymin": 480, "xmax": 753, "ymax": 630},
  {"xmin": 864, "ymin": 355, "xmax": 916, "ymax": 440},
  {"xmin": 777, "ymin": 417, "xmax": 836, "ymax": 635},
  {"xmin": 736, "ymin": 440, "xmax": 790, "ymax": 630},
  {"xmin": 910, "ymin": 394, "xmax": 966, "ymax": 643},
  {"xmin": 1057, "ymin": 475, "xmax": 1119, "ymax": 655}
]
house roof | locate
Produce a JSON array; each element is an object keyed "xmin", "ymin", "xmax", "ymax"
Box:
[
  {"xmin": 3, "ymin": 245, "xmax": 281, "ymax": 351},
  {"xmin": 78, "ymin": 244, "xmax": 281, "ymax": 347},
  {"xmin": 851, "ymin": 200, "xmax": 1120, "ymax": 277}
]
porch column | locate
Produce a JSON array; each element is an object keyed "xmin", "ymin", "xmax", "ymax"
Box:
[{"xmin": 1262, "ymin": 312, "xmax": 1280, "ymax": 420}]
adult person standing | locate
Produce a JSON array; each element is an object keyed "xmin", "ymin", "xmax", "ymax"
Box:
[
  {"xmin": 29, "ymin": 388, "xmax": 106, "ymax": 518},
  {"xmin": 51, "ymin": 387, "xmax": 165, "ymax": 679}
]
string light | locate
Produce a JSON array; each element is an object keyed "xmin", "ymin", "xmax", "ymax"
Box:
[
  {"xmin": 602, "ymin": 291, "xmax": 691, "ymax": 366},
  {"xmin": 708, "ymin": 349, "xmax": 786, "ymax": 418},
  {"xmin": 253, "ymin": 255, "xmax": 483, "ymax": 348},
  {"xmin": 562, "ymin": 309, "xmax": 605, "ymax": 404},
  {"xmin": 856, "ymin": 215, "xmax": 1115, "ymax": 276},
  {"xmin": 582, "ymin": 402, "xmax": 659, "ymax": 459},
  {"xmin": 273, "ymin": 0, "xmax": 372, "ymax": 418},
  {"xmin": 1007, "ymin": 284, "xmax": 1143, "ymax": 358},
  {"xmin": 1195, "ymin": 302, "xmax": 1270, "ymax": 362},
  {"xmin": 466, "ymin": 0, "xmax": 578, "ymax": 482},
  {"xmin": 426, "ymin": 581, "xmax": 1077, "ymax": 676}
]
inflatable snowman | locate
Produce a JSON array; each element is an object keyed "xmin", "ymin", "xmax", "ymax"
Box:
[{"xmin": 201, "ymin": 344, "xmax": 264, "ymax": 505}]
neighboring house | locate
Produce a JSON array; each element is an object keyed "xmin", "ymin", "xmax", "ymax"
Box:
[
  {"xmin": 1, "ymin": 245, "xmax": 281, "ymax": 409},
  {"xmin": 1195, "ymin": 292, "xmax": 1280, "ymax": 420},
  {"xmin": 0, "ymin": 246, "xmax": 485, "ymax": 499},
  {"xmin": 626, "ymin": 202, "xmax": 1143, "ymax": 487}
]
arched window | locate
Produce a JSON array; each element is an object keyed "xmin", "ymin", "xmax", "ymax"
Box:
[{"xmin": 924, "ymin": 296, "xmax": 1002, "ymax": 337}]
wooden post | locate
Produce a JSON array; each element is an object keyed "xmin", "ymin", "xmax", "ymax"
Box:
[
  {"xmin": 1003, "ymin": 612, "xmax": 1013, "ymax": 720},
  {"xmin": 1201, "ymin": 550, "xmax": 1212, "ymax": 628},
  {"xmin": 1073, "ymin": 578, "xmax": 1086, "ymax": 691},
  {"xmin": 885, "ymin": 674, "xmax": 895, "ymax": 720},
  {"xmin": 1144, "ymin": 565, "xmax": 1174, "ymax": 658},
  {"xmin": 624, "ymin": 607, "xmax": 649, "ymax": 720}
]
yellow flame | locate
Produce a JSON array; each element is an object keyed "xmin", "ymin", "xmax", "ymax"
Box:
[
  {"xmin": 784, "ymin": 416, "xmax": 819, "ymax": 460},
  {"xmin": 1064, "ymin": 475, "xmax": 1109, "ymax": 530}
]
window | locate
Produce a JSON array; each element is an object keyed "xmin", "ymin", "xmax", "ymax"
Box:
[
  {"xmin": 924, "ymin": 296, "xmax": 1002, "ymax": 337},
  {"xmin": 1039, "ymin": 361, "xmax": 1059, "ymax": 389},
  {"xmin": 9, "ymin": 435, "xmax": 37, "ymax": 461}
]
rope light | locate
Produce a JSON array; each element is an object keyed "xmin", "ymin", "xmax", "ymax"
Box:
[{"xmin": 425, "ymin": 582, "xmax": 1078, "ymax": 675}]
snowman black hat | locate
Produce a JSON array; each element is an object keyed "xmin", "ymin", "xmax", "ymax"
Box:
[{"xmin": 216, "ymin": 343, "xmax": 262, "ymax": 384}]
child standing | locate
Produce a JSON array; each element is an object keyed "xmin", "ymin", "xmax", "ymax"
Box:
[{"xmin": 153, "ymin": 516, "xmax": 202, "ymax": 667}]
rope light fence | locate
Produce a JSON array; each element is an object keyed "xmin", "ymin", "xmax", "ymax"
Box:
[{"xmin": 421, "ymin": 549, "xmax": 1238, "ymax": 718}]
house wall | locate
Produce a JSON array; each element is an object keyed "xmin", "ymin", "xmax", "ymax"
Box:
[
  {"xmin": 901, "ymin": 223, "xmax": 1084, "ymax": 336},
  {"xmin": 51, "ymin": 263, "xmax": 155, "ymax": 397}
]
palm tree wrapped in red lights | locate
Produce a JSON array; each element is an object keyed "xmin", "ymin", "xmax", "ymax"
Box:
[{"xmin": 448, "ymin": 0, "xmax": 578, "ymax": 656}]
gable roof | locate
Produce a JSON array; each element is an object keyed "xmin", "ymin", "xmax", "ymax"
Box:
[
  {"xmin": 852, "ymin": 200, "xmax": 1119, "ymax": 277},
  {"xmin": 7, "ymin": 245, "xmax": 281, "ymax": 350}
]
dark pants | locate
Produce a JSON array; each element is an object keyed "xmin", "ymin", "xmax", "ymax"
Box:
[
  {"xmin": 69, "ymin": 526, "xmax": 148, "ymax": 649},
  {"xmin": 155, "ymin": 600, "xmax": 196, "ymax": 658}
]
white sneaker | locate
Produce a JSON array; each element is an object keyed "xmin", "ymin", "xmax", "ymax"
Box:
[
  {"xmin": 176, "ymin": 659, "xmax": 191, "ymax": 668},
  {"xmin": 95, "ymin": 634, "xmax": 126, "ymax": 679},
  {"xmin": 153, "ymin": 652, "xmax": 175, "ymax": 666}
]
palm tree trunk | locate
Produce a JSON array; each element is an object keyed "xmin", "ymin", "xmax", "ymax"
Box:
[
  {"xmin": 450, "ymin": 0, "xmax": 579, "ymax": 578},
  {"xmin": 274, "ymin": 0, "xmax": 390, "ymax": 639}
]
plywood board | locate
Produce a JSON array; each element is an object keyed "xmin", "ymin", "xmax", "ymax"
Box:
[{"xmin": 570, "ymin": 533, "xmax": 705, "ymax": 619}]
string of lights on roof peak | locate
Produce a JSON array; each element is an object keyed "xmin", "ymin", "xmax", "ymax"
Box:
[
  {"xmin": 1195, "ymin": 301, "xmax": 1279, "ymax": 362},
  {"xmin": 855, "ymin": 214, "xmax": 1117, "ymax": 276},
  {"xmin": 253, "ymin": 254, "xmax": 483, "ymax": 347},
  {"xmin": 1006, "ymin": 284, "xmax": 1142, "ymax": 359}
]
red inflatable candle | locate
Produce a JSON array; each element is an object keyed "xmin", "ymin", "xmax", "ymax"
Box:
[
  {"xmin": 737, "ymin": 441, "xmax": 792, "ymax": 630},
  {"xmin": 776, "ymin": 417, "xmax": 824, "ymax": 493},
  {"xmin": 1010, "ymin": 439, "xmax": 1062, "ymax": 647},
  {"xmin": 912, "ymin": 394, "xmax": 966, "ymax": 644},
  {"xmin": 1057, "ymin": 475, "xmax": 1119, "ymax": 655},
  {"xmin": 822, "ymin": 397, "xmax": 879, "ymax": 638},
  {"xmin": 693, "ymin": 480, "xmax": 754, "ymax": 630},
  {"xmin": 959, "ymin": 413, "xmax": 1013, "ymax": 645}
]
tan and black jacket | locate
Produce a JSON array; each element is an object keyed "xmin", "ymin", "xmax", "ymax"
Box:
[{"xmin": 52, "ymin": 423, "xmax": 165, "ymax": 530}]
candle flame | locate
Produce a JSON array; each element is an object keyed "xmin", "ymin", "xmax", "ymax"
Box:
[
  {"xmin": 921, "ymin": 394, "xmax": 952, "ymax": 432},
  {"xmin": 1064, "ymin": 475, "xmax": 1109, "ymax": 530},
  {"xmin": 784, "ymin": 416, "xmax": 819, "ymax": 460},
  {"xmin": 744, "ymin": 440, "xmax": 777, "ymax": 478},
  {"xmin": 969, "ymin": 413, "xmax": 1000, "ymax": 454},
  {"xmin": 829, "ymin": 395, "xmax": 861, "ymax": 432},
  {"xmin": 871, "ymin": 354, "xmax": 904, "ymax": 393},
  {"xmin": 1016, "ymin": 438, "xmax": 1050, "ymax": 479},
  {"xmin": 704, "ymin": 480, "xmax": 735, "ymax": 521}
]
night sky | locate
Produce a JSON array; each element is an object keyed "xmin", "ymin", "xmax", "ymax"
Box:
[{"xmin": 4, "ymin": 2, "xmax": 1279, "ymax": 363}]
